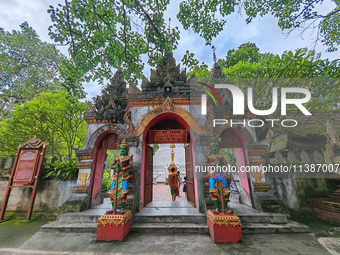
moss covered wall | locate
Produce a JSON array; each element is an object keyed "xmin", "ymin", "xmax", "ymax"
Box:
[
  {"xmin": 270, "ymin": 177, "xmax": 337, "ymax": 212},
  {"xmin": 0, "ymin": 179, "xmax": 77, "ymax": 212}
]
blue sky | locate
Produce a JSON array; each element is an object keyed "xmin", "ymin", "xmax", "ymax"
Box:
[{"xmin": 0, "ymin": 0, "xmax": 338, "ymax": 101}]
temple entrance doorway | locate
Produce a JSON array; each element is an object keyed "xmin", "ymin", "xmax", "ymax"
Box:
[
  {"xmin": 151, "ymin": 143, "xmax": 187, "ymax": 202},
  {"xmin": 151, "ymin": 143, "xmax": 187, "ymax": 201},
  {"xmin": 90, "ymin": 132, "xmax": 120, "ymax": 208},
  {"xmin": 219, "ymin": 128, "xmax": 253, "ymax": 207},
  {"xmin": 141, "ymin": 114, "xmax": 196, "ymax": 208}
]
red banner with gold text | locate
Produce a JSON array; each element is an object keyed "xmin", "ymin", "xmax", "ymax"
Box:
[{"xmin": 149, "ymin": 130, "xmax": 187, "ymax": 144}]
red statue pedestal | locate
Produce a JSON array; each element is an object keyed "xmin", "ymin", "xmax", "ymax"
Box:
[
  {"xmin": 207, "ymin": 210, "xmax": 243, "ymax": 243},
  {"xmin": 96, "ymin": 210, "xmax": 132, "ymax": 242}
]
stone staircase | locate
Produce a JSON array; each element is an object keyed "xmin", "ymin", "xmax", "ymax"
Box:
[
  {"xmin": 131, "ymin": 201, "xmax": 207, "ymax": 234},
  {"xmin": 40, "ymin": 200, "xmax": 310, "ymax": 234}
]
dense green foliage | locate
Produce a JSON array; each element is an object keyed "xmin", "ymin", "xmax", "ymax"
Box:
[
  {"xmin": 178, "ymin": 0, "xmax": 340, "ymax": 52},
  {"xmin": 153, "ymin": 144, "xmax": 159, "ymax": 155},
  {"xmin": 48, "ymin": 0, "xmax": 339, "ymax": 88},
  {"xmin": 101, "ymin": 170, "xmax": 112, "ymax": 193},
  {"xmin": 219, "ymin": 43, "xmax": 267, "ymax": 68},
  {"xmin": 0, "ymin": 22, "xmax": 66, "ymax": 117},
  {"xmin": 42, "ymin": 160, "xmax": 78, "ymax": 180},
  {"xmin": 0, "ymin": 90, "xmax": 87, "ymax": 159},
  {"xmin": 0, "ymin": 23, "xmax": 87, "ymax": 180},
  {"xmin": 221, "ymin": 46, "xmax": 340, "ymax": 79},
  {"xmin": 219, "ymin": 148, "xmax": 237, "ymax": 168},
  {"xmin": 219, "ymin": 45, "xmax": 340, "ymax": 113},
  {"xmin": 101, "ymin": 150, "xmax": 120, "ymax": 192},
  {"xmin": 103, "ymin": 150, "xmax": 120, "ymax": 173},
  {"xmin": 48, "ymin": 0, "xmax": 179, "ymax": 84}
]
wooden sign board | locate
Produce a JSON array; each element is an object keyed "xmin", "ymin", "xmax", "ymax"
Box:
[
  {"xmin": 13, "ymin": 150, "xmax": 39, "ymax": 184},
  {"xmin": 0, "ymin": 138, "xmax": 46, "ymax": 221},
  {"xmin": 149, "ymin": 130, "xmax": 187, "ymax": 144}
]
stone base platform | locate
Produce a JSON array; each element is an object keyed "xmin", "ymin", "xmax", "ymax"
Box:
[
  {"xmin": 40, "ymin": 201, "xmax": 310, "ymax": 235},
  {"xmin": 96, "ymin": 210, "xmax": 132, "ymax": 241},
  {"xmin": 207, "ymin": 210, "xmax": 243, "ymax": 243}
]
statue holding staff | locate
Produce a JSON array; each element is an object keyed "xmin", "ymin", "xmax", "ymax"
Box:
[
  {"xmin": 205, "ymin": 138, "xmax": 232, "ymax": 214},
  {"xmin": 107, "ymin": 137, "xmax": 133, "ymax": 213}
]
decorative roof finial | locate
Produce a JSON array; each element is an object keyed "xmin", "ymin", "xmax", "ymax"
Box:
[{"xmin": 120, "ymin": 136, "xmax": 129, "ymax": 150}]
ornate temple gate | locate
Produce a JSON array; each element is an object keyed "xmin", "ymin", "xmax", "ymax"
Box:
[
  {"xmin": 71, "ymin": 53, "xmax": 269, "ymax": 213},
  {"xmin": 143, "ymin": 139, "xmax": 195, "ymax": 206},
  {"xmin": 137, "ymin": 112, "xmax": 197, "ymax": 208},
  {"xmin": 144, "ymin": 145, "xmax": 153, "ymax": 205}
]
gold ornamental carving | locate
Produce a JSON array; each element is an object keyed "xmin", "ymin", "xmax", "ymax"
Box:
[
  {"xmin": 250, "ymin": 168, "xmax": 272, "ymax": 191},
  {"xmin": 128, "ymin": 97, "xmax": 200, "ymax": 107},
  {"xmin": 78, "ymin": 173, "xmax": 90, "ymax": 186},
  {"xmin": 250, "ymin": 168, "xmax": 264, "ymax": 184},
  {"xmin": 77, "ymin": 153, "xmax": 92, "ymax": 160},
  {"xmin": 97, "ymin": 211, "xmax": 132, "ymax": 227},
  {"xmin": 77, "ymin": 161, "xmax": 93, "ymax": 169},
  {"xmin": 253, "ymin": 183, "xmax": 271, "ymax": 191},
  {"xmin": 85, "ymin": 118, "xmax": 121, "ymax": 125},
  {"xmin": 207, "ymin": 210, "xmax": 241, "ymax": 227},
  {"xmin": 126, "ymin": 97, "xmax": 213, "ymax": 137}
]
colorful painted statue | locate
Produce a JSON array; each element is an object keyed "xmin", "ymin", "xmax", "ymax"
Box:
[
  {"xmin": 108, "ymin": 137, "xmax": 133, "ymax": 213},
  {"xmin": 204, "ymin": 139, "xmax": 232, "ymax": 213}
]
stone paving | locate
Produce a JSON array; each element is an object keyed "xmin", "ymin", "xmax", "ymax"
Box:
[
  {"xmin": 1, "ymin": 186, "xmax": 337, "ymax": 254},
  {"xmin": 0, "ymin": 232, "xmax": 331, "ymax": 255},
  {"xmin": 153, "ymin": 183, "xmax": 187, "ymax": 202},
  {"xmin": 317, "ymin": 237, "xmax": 340, "ymax": 255},
  {"xmin": 0, "ymin": 204, "xmax": 336, "ymax": 254}
]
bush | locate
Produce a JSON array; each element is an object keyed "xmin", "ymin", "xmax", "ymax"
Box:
[
  {"xmin": 102, "ymin": 170, "xmax": 112, "ymax": 193},
  {"xmin": 42, "ymin": 160, "xmax": 78, "ymax": 180}
]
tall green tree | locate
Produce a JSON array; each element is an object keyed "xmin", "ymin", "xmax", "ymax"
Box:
[
  {"xmin": 178, "ymin": 0, "xmax": 340, "ymax": 51},
  {"xmin": 48, "ymin": 0, "xmax": 340, "ymax": 87},
  {"xmin": 0, "ymin": 22, "xmax": 67, "ymax": 117},
  {"xmin": 221, "ymin": 47, "xmax": 340, "ymax": 114},
  {"xmin": 219, "ymin": 42, "xmax": 267, "ymax": 68},
  {"xmin": 0, "ymin": 90, "xmax": 87, "ymax": 159},
  {"xmin": 48, "ymin": 0, "xmax": 179, "ymax": 84}
]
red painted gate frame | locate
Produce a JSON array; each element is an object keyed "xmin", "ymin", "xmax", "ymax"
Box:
[{"xmin": 140, "ymin": 112, "xmax": 197, "ymax": 207}]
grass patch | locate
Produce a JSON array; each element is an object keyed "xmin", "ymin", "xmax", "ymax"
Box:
[
  {"xmin": 291, "ymin": 214, "xmax": 340, "ymax": 237},
  {"xmin": 0, "ymin": 217, "xmax": 50, "ymax": 248},
  {"xmin": 2, "ymin": 211, "xmax": 56, "ymax": 221}
]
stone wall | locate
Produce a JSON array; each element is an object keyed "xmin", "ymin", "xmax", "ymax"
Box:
[
  {"xmin": 268, "ymin": 177, "xmax": 337, "ymax": 213},
  {"xmin": 0, "ymin": 179, "xmax": 77, "ymax": 212}
]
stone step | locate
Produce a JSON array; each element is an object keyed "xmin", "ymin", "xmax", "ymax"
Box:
[
  {"xmin": 131, "ymin": 223, "xmax": 208, "ymax": 234},
  {"xmin": 237, "ymin": 213, "xmax": 287, "ymax": 224},
  {"xmin": 134, "ymin": 213, "xmax": 287, "ymax": 224},
  {"xmin": 59, "ymin": 212, "xmax": 104, "ymax": 224},
  {"xmin": 133, "ymin": 215, "xmax": 207, "ymax": 223},
  {"xmin": 58, "ymin": 211, "xmax": 287, "ymax": 224},
  {"xmin": 57, "ymin": 200, "xmax": 288, "ymax": 225},
  {"xmin": 40, "ymin": 221, "xmax": 97, "ymax": 233},
  {"xmin": 40, "ymin": 220, "xmax": 310, "ymax": 235},
  {"xmin": 131, "ymin": 221, "xmax": 310, "ymax": 234},
  {"xmin": 241, "ymin": 221, "xmax": 311, "ymax": 234}
]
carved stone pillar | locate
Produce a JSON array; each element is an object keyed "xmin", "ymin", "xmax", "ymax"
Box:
[{"xmin": 73, "ymin": 149, "xmax": 93, "ymax": 193}]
